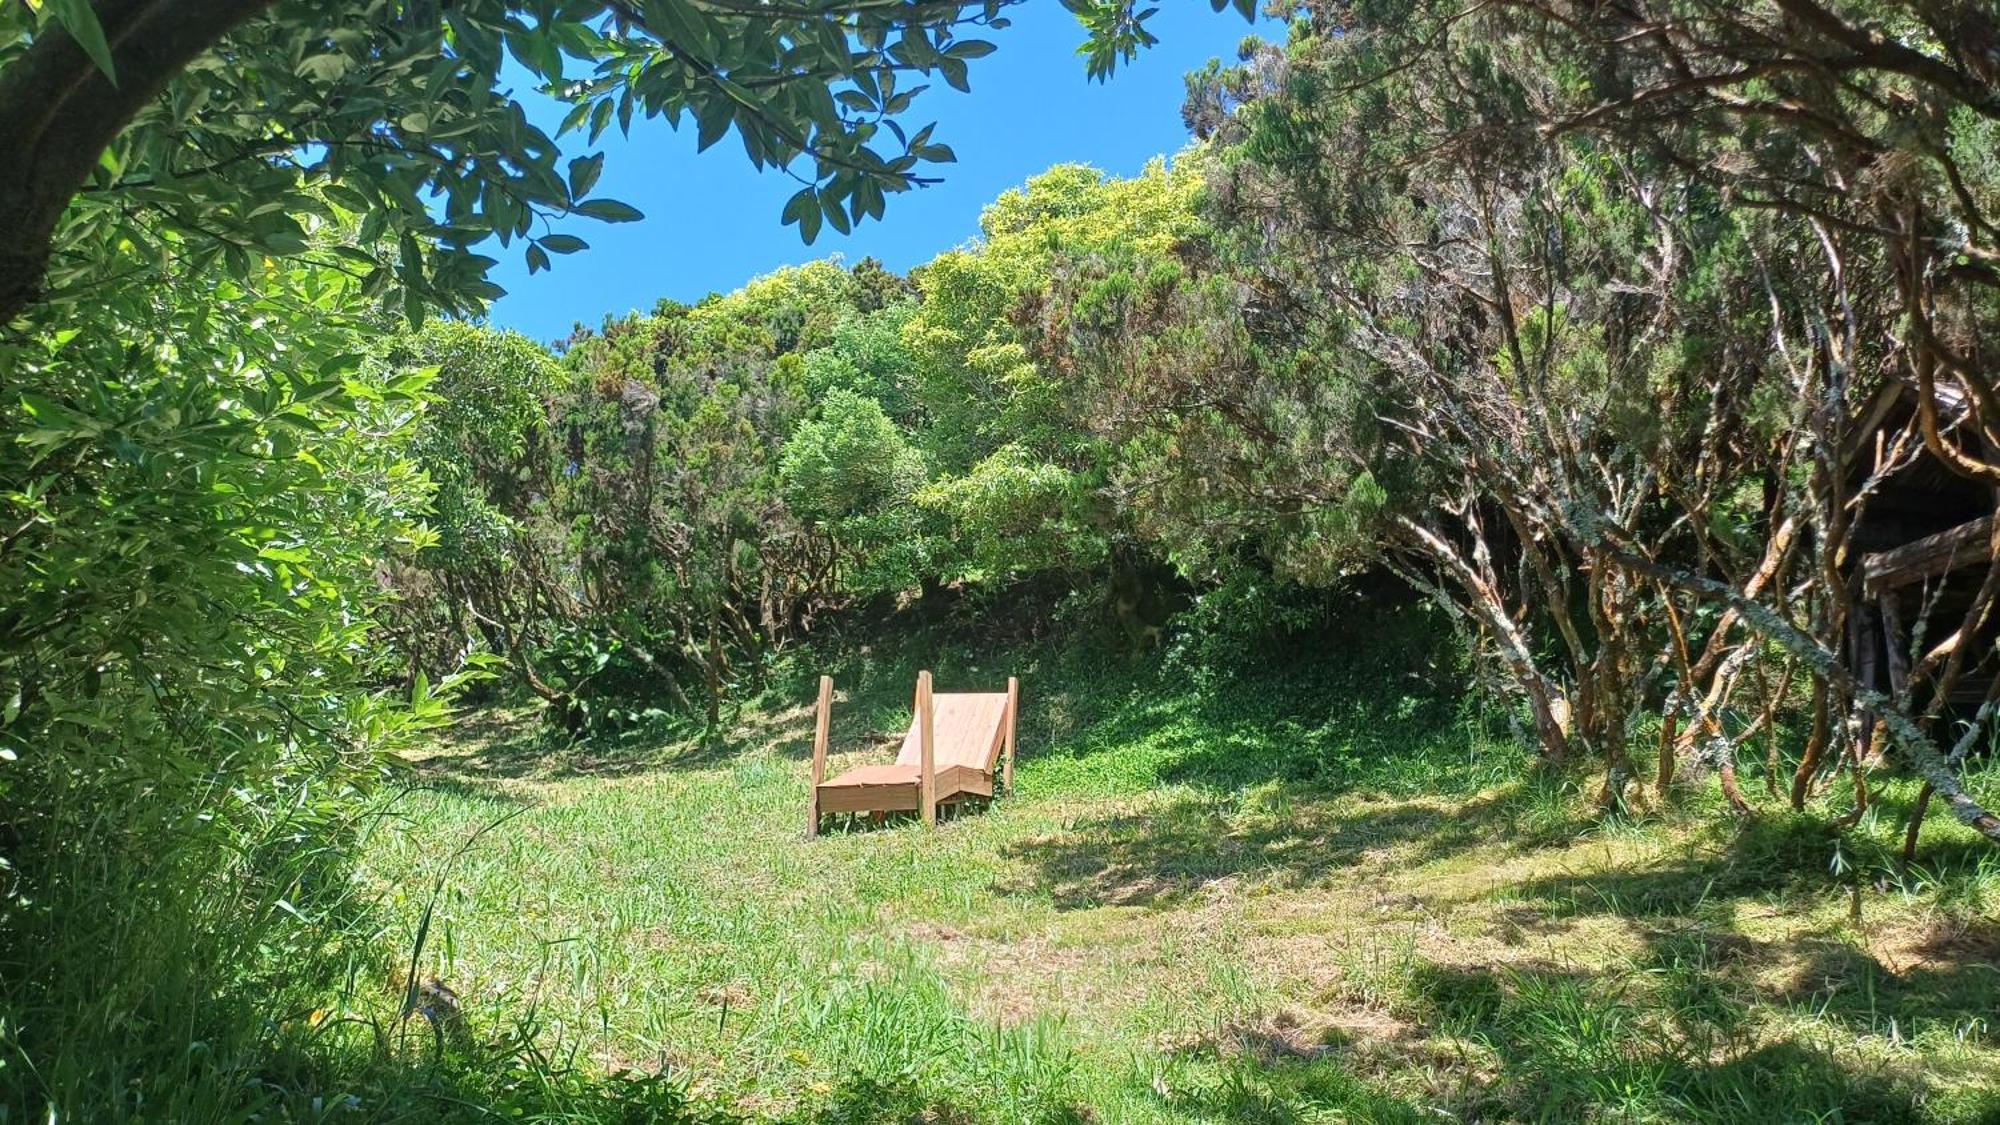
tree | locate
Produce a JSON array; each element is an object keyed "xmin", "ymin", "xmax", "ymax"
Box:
[
  {"xmin": 379, "ymin": 321, "xmax": 569, "ymax": 692},
  {"xmin": 1060, "ymin": 0, "xmax": 2000, "ymax": 837},
  {"xmin": 901, "ymin": 159, "xmax": 1204, "ymax": 600},
  {"xmin": 0, "ymin": 198, "xmax": 461, "ymax": 1112},
  {"xmin": 0, "ymin": 0, "xmax": 1254, "ymax": 324},
  {"xmin": 780, "ymin": 387, "xmax": 929, "ymax": 594}
]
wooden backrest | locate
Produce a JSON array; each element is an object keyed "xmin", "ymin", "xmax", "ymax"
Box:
[{"xmin": 893, "ymin": 692, "xmax": 1010, "ymax": 772}]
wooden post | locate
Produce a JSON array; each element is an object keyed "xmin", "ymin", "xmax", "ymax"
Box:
[
  {"xmin": 807, "ymin": 675, "xmax": 832, "ymax": 838},
  {"xmin": 1004, "ymin": 676, "xmax": 1019, "ymax": 795},
  {"xmin": 918, "ymin": 670, "xmax": 936, "ymax": 827}
]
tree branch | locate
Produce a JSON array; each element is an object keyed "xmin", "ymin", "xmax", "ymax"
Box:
[{"xmin": 0, "ymin": 0, "xmax": 276, "ymax": 321}]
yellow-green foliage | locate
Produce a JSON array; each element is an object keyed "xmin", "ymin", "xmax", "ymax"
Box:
[{"xmin": 898, "ymin": 157, "xmax": 1206, "ymax": 574}]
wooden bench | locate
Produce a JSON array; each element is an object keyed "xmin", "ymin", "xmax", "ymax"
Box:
[{"xmin": 807, "ymin": 671, "xmax": 1018, "ymax": 834}]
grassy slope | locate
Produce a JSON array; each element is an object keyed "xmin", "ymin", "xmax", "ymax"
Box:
[{"xmin": 363, "ymin": 596, "xmax": 2000, "ymax": 1123}]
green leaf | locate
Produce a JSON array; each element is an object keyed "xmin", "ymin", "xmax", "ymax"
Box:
[
  {"xmin": 19, "ymin": 393, "xmax": 84, "ymax": 430},
  {"xmin": 798, "ymin": 195, "xmax": 823, "ymax": 243},
  {"xmin": 782, "ymin": 187, "xmax": 817, "ymax": 228},
  {"xmin": 539, "ymin": 234, "xmax": 588, "ymax": 254},
  {"xmin": 48, "ymin": 0, "xmax": 117, "ymax": 85},
  {"xmin": 575, "ymin": 198, "xmax": 643, "ymax": 223},
  {"xmin": 317, "ymin": 353, "xmax": 366, "ymax": 379},
  {"xmin": 567, "ymin": 153, "xmax": 605, "ymax": 200},
  {"xmin": 694, "ymin": 98, "xmax": 733, "ymax": 152},
  {"xmin": 295, "ymin": 53, "xmax": 351, "ymax": 83},
  {"xmin": 821, "ymin": 192, "xmax": 853, "ymax": 235}
]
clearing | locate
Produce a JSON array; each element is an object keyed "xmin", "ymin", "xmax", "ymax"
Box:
[{"xmin": 368, "ymin": 604, "xmax": 2000, "ymax": 1123}]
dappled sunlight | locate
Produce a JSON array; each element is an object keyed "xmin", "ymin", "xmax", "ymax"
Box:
[{"xmin": 359, "ymin": 633, "xmax": 2000, "ymax": 1123}]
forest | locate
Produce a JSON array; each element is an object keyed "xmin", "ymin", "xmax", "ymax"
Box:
[{"xmin": 5, "ymin": 0, "xmax": 2000, "ymax": 1121}]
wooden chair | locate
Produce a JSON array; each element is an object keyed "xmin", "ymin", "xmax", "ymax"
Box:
[{"xmin": 807, "ymin": 671, "xmax": 1018, "ymax": 834}]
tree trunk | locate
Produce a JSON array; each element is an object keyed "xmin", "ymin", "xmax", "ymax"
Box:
[
  {"xmin": 0, "ymin": 0, "xmax": 275, "ymax": 320},
  {"xmin": 1792, "ymin": 678, "xmax": 1832, "ymax": 810}
]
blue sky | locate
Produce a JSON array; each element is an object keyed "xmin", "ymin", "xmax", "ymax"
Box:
[{"xmin": 483, "ymin": 4, "xmax": 1271, "ymax": 343}]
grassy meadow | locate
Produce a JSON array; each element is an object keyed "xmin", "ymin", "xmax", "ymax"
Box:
[{"xmin": 355, "ymin": 596, "xmax": 2000, "ymax": 1123}]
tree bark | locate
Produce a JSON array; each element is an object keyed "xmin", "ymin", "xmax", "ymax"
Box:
[
  {"xmin": 1604, "ymin": 543, "xmax": 2000, "ymax": 845},
  {"xmin": 0, "ymin": 0, "xmax": 275, "ymax": 321},
  {"xmin": 1394, "ymin": 514, "xmax": 1572, "ymax": 761}
]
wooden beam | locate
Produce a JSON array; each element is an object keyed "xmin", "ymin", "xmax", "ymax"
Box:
[
  {"xmin": 1003, "ymin": 676, "xmax": 1019, "ymax": 795},
  {"xmin": 1879, "ymin": 593, "xmax": 1910, "ymax": 699},
  {"xmin": 918, "ymin": 670, "xmax": 936, "ymax": 827},
  {"xmin": 1861, "ymin": 514, "xmax": 1995, "ymax": 595},
  {"xmin": 807, "ymin": 675, "xmax": 832, "ymax": 838}
]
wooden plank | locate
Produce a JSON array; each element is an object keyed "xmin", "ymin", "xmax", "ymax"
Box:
[
  {"xmin": 938, "ymin": 765, "xmax": 991, "ymax": 799},
  {"xmin": 893, "ymin": 693, "xmax": 1007, "ymax": 771},
  {"xmin": 1861, "ymin": 514, "xmax": 1995, "ymax": 595},
  {"xmin": 919, "ymin": 670, "xmax": 936, "ymax": 827},
  {"xmin": 1879, "ymin": 593, "xmax": 1910, "ymax": 698},
  {"xmin": 1004, "ymin": 677, "xmax": 1018, "ymax": 795},
  {"xmin": 821, "ymin": 763, "xmax": 915, "ymax": 786},
  {"xmin": 818, "ymin": 782, "xmax": 919, "ymax": 814},
  {"xmin": 808, "ymin": 674, "xmax": 832, "ymax": 838}
]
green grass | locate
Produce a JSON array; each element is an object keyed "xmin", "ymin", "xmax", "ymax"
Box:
[{"xmin": 347, "ymin": 598, "xmax": 2000, "ymax": 1123}]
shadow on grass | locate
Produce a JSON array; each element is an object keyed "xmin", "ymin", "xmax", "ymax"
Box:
[
  {"xmin": 410, "ymin": 707, "xmax": 696, "ymax": 794},
  {"xmin": 997, "ymin": 774, "xmax": 1575, "ymax": 911},
  {"xmin": 1149, "ymin": 1057, "xmax": 1430, "ymax": 1124},
  {"xmin": 1360, "ymin": 812, "xmax": 2000, "ymax": 1121},
  {"xmin": 1389, "ymin": 956, "xmax": 1964, "ymax": 1123},
  {"xmin": 1770, "ymin": 924, "xmax": 2000, "ymax": 1042}
]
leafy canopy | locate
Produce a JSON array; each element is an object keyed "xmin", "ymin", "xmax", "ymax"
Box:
[{"xmin": 0, "ymin": 0, "xmax": 1254, "ymax": 324}]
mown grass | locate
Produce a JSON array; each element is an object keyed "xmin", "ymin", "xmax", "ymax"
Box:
[{"xmin": 352, "ymin": 594, "xmax": 2000, "ymax": 1123}]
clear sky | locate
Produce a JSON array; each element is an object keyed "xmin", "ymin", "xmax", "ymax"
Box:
[{"xmin": 482, "ymin": 4, "xmax": 1270, "ymax": 344}]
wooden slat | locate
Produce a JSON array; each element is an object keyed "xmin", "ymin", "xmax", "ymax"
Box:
[
  {"xmin": 918, "ymin": 671, "xmax": 936, "ymax": 827},
  {"xmin": 893, "ymin": 693, "xmax": 1008, "ymax": 771},
  {"xmin": 1861, "ymin": 514, "xmax": 1995, "ymax": 595},
  {"xmin": 818, "ymin": 780, "xmax": 919, "ymax": 814},
  {"xmin": 1003, "ymin": 677, "xmax": 1018, "ymax": 795},
  {"xmin": 820, "ymin": 763, "xmax": 916, "ymax": 787},
  {"xmin": 815, "ymin": 763, "xmax": 987, "ymax": 805},
  {"xmin": 807, "ymin": 675, "xmax": 832, "ymax": 838},
  {"xmin": 940, "ymin": 765, "xmax": 991, "ymax": 799}
]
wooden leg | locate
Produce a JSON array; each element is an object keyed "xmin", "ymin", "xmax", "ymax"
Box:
[
  {"xmin": 918, "ymin": 670, "xmax": 937, "ymax": 827},
  {"xmin": 1004, "ymin": 676, "xmax": 1019, "ymax": 796},
  {"xmin": 808, "ymin": 675, "xmax": 832, "ymax": 838}
]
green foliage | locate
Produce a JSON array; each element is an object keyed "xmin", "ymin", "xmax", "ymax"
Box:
[
  {"xmin": 801, "ymin": 301, "xmax": 922, "ymax": 422},
  {"xmin": 781, "ymin": 389, "xmax": 930, "ymax": 594},
  {"xmin": 400, "ymin": 322, "xmax": 560, "ymax": 573},
  {"xmin": 916, "ymin": 444, "xmax": 1099, "ymax": 578},
  {"xmin": 2, "ymin": 0, "xmax": 1255, "ymax": 326},
  {"xmin": 890, "ymin": 159, "xmax": 1208, "ymax": 586},
  {"xmin": 379, "ymin": 261, "xmax": 927, "ymax": 731},
  {"xmin": 0, "ymin": 209, "xmax": 463, "ymax": 1117}
]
